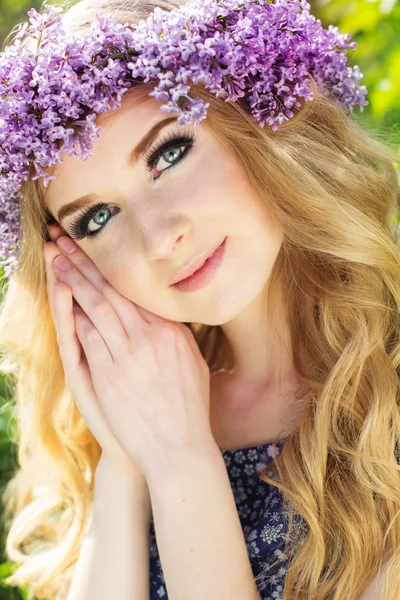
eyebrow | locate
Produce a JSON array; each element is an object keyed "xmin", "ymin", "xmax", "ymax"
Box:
[{"xmin": 56, "ymin": 115, "xmax": 178, "ymax": 223}]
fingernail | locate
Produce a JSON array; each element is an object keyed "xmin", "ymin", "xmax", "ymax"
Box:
[
  {"xmin": 53, "ymin": 255, "xmax": 72, "ymax": 272},
  {"xmin": 57, "ymin": 235, "xmax": 77, "ymax": 255}
]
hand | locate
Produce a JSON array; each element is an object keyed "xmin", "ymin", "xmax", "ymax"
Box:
[
  {"xmin": 44, "ymin": 224, "xmax": 140, "ymax": 475},
  {"xmin": 43, "ymin": 224, "xmax": 216, "ymax": 481}
]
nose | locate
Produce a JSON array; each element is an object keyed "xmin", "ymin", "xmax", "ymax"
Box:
[
  {"xmin": 124, "ymin": 197, "xmax": 192, "ymax": 260},
  {"xmin": 138, "ymin": 216, "xmax": 191, "ymax": 262},
  {"xmin": 144, "ymin": 231, "xmax": 187, "ymax": 261}
]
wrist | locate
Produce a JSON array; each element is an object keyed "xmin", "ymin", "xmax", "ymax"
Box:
[
  {"xmin": 94, "ymin": 455, "xmax": 152, "ymax": 521},
  {"xmin": 146, "ymin": 441, "xmax": 224, "ymax": 491},
  {"xmin": 96, "ymin": 454, "xmax": 147, "ymax": 485}
]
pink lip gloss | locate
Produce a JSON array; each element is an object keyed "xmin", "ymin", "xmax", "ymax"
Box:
[{"xmin": 171, "ymin": 237, "xmax": 227, "ymax": 292}]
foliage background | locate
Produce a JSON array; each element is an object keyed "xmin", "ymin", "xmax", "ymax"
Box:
[{"xmin": 0, "ymin": 0, "xmax": 399, "ymax": 597}]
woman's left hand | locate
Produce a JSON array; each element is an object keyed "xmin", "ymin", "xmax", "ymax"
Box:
[{"xmin": 47, "ymin": 224, "xmax": 219, "ymax": 481}]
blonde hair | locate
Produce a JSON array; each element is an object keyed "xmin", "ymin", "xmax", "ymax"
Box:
[{"xmin": 1, "ymin": 0, "xmax": 400, "ymax": 598}]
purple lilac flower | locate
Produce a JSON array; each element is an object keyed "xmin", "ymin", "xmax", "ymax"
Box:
[
  {"xmin": 0, "ymin": 182, "xmax": 22, "ymax": 278},
  {"xmin": 0, "ymin": 0, "xmax": 368, "ymax": 277}
]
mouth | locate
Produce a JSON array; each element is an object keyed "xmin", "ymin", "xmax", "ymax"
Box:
[{"xmin": 170, "ymin": 237, "xmax": 227, "ymax": 292}]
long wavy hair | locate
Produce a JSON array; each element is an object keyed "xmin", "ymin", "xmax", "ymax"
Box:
[{"xmin": 1, "ymin": 0, "xmax": 399, "ymax": 599}]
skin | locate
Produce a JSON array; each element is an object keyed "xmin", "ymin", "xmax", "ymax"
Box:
[{"xmin": 45, "ymin": 92, "xmax": 302, "ymax": 449}]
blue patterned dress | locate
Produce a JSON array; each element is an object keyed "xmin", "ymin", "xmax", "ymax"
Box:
[{"xmin": 149, "ymin": 438, "xmax": 307, "ymax": 599}]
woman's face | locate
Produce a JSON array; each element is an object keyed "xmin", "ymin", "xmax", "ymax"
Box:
[{"xmin": 45, "ymin": 94, "xmax": 284, "ymax": 326}]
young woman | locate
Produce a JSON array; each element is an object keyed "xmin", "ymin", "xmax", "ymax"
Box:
[{"xmin": 0, "ymin": 0, "xmax": 399, "ymax": 599}]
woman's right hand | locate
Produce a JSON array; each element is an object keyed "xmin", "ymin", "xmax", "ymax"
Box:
[{"xmin": 44, "ymin": 223, "xmax": 146, "ymax": 481}]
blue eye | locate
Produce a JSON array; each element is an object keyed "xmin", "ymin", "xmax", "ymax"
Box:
[
  {"xmin": 67, "ymin": 203, "xmax": 119, "ymax": 240},
  {"xmin": 144, "ymin": 132, "xmax": 195, "ymax": 175},
  {"xmin": 66, "ymin": 132, "xmax": 195, "ymax": 241}
]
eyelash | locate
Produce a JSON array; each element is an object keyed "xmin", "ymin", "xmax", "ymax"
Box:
[{"xmin": 66, "ymin": 130, "xmax": 196, "ymax": 241}]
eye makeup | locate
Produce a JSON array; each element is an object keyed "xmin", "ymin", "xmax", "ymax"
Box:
[
  {"xmin": 64, "ymin": 129, "xmax": 196, "ymax": 240},
  {"xmin": 143, "ymin": 130, "xmax": 195, "ymax": 175}
]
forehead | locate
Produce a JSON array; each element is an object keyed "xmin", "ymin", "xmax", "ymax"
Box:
[{"xmin": 44, "ymin": 93, "xmax": 175, "ymax": 211}]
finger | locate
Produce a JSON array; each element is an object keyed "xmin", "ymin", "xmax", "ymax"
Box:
[
  {"xmin": 43, "ymin": 241, "xmax": 62, "ymax": 323},
  {"xmin": 44, "ymin": 242, "xmax": 93, "ymax": 384},
  {"xmin": 52, "ymin": 255, "xmax": 130, "ymax": 359},
  {"xmin": 47, "ymin": 222, "xmax": 67, "ymax": 242},
  {"xmin": 72, "ymin": 299, "xmax": 86, "ymax": 317},
  {"xmin": 174, "ymin": 321, "xmax": 209, "ymax": 370},
  {"xmin": 134, "ymin": 304, "xmax": 181, "ymax": 327},
  {"xmin": 53, "ymin": 280, "xmax": 86, "ymax": 375},
  {"xmin": 53, "ymin": 281, "xmax": 120, "ymax": 453},
  {"xmin": 48, "ymin": 227, "xmax": 197, "ymax": 345},
  {"xmin": 48, "ymin": 224, "xmax": 182, "ymax": 331},
  {"xmin": 45, "ymin": 241, "xmax": 87, "ymax": 331},
  {"xmin": 54, "ymin": 233, "xmax": 167, "ymax": 335},
  {"xmin": 48, "ymin": 223, "xmax": 180, "ymax": 331},
  {"xmin": 73, "ymin": 308, "xmax": 113, "ymax": 372}
]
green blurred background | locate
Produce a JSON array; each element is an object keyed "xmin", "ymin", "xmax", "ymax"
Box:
[{"xmin": 0, "ymin": 0, "xmax": 399, "ymax": 598}]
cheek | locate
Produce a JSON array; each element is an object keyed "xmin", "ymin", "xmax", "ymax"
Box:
[
  {"xmin": 203, "ymin": 153, "xmax": 258, "ymax": 210},
  {"xmin": 175, "ymin": 149, "xmax": 234, "ymax": 202},
  {"xmin": 91, "ymin": 253, "xmax": 145, "ymax": 302}
]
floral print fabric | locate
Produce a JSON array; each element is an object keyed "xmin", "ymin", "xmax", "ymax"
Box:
[
  {"xmin": 149, "ymin": 438, "xmax": 306, "ymax": 599},
  {"xmin": 149, "ymin": 438, "xmax": 400, "ymax": 598}
]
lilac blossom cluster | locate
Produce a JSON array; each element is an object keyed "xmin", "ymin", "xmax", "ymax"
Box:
[{"xmin": 0, "ymin": 0, "xmax": 368, "ymax": 277}]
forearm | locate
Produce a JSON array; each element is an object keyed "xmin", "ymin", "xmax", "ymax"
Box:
[
  {"xmin": 148, "ymin": 452, "xmax": 261, "ymax": 600},
  {"xmin": 67, "ymin": 459, "xmax": 151, "ymax": 600}
]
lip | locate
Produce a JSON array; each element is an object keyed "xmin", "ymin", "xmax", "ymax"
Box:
[
  {"xmin": 169, "ymin": 239, "xmax": 225, "ymax": 285},
  {"xmin": 170, "ymin": 237, "xmax": 227, "ymax": 292}
]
